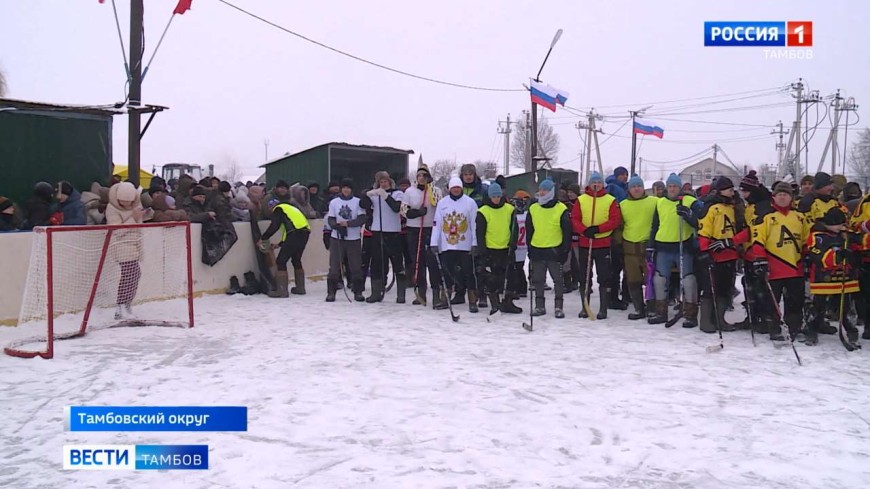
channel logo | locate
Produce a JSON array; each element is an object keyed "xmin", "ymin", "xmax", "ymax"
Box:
[
  {"xmin": 63, "ymin": 444, "xmax": 208, "ymax": 470},
  {"xmin": 704, "ymin": 21, "xmax": 812, "ymax": 47}
]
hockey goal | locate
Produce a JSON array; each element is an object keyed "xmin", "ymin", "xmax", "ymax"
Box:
[{"xmin": 4, "ymin": 222, "xmax": 194, "ymax": 359}]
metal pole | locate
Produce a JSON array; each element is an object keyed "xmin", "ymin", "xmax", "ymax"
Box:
[
  {"xmin": 128, "ymin": 0, "xmax": 144, "ymax": 187},
  {"xmin": 531, "ymin": 101, "xmax": 538, "ymax": 174},
  {"xmin": 794, "ymin": 80, "xmax": 803, "ymax": 179},
  {"xmin": 712, "ymin": 144, "xmax": 718, "ymax": 177},
  {"xmin": 630, "ymin": 112, "xmax": 638, "ymax": 175}
]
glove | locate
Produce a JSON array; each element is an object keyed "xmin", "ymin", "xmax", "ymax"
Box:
[
  {"xmin": 752, "ymin": 258, "xmax": 768, "ymax": 276},
  {"xmin": 676, "ymin": 204, "xmax": 691, "ymax": 219},
  {"xmin": 645, "ymin": 247, "xmax": 656, "ymax": 263},
  {"xmin": 430, "ymin": 245, "xmax": 440, "ymax": 255},
  {"xmin": 418, "ymin": 206, "xmax": 427, "ymax": 216},
  {"xmin": 367, "ymin": 188, "xmax": 388, "ymax": 199},
  {"xmin": 583, "ymin": 226, "xmax": 600, "ymax": 238},
  {"xmin": 708, "ymin": 238, "xmax": 734, "ymax": 252},
  {"xmin": 256, "ymin": 240, "xmax": 271, "ymax": 253}
]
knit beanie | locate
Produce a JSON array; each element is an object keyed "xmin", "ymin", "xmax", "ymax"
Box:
[
  {"xmin": 814, "ymin": 172, "xmax": 832, "ymax": 190},
  {"xmin": 614, "ymin": 166, "xmax": 629, "ymax": 178},
  {"xmin": 538, "ymin": 178, "xmax": 555, "ymax": 192},
  {"xmin": 448, "ymin": 176, "xmax": 463, "ymax": 189},
  {"xmin": 666, "ymin": 173, "xmax": 682, "ymax": 187},
  {"xmin": 739, "ymin": 170, "xmax": 760, "ymax": 191},
  {"xmin": 772, "ymin": 182, "xmax": 793, "ymax": 195},
  {"xmin": 822, "ymin": 207, "xmax": 846, "ymax": 226},
  {"xmin": 588, "ymin": 172, "xmax": 604, "ymax": 185},
  {"xmin": 628, "ymin": 175, "xmax": 644, "ymax": 189},
  {"xmin": 488, "ymin": 182, "xmax": 503, "ymax": 198},
  {"xmin": 715, "ymin": 176, "xmax": 734, "ymax": 191}
]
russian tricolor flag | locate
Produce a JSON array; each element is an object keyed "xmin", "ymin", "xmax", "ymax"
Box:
[
  {"xmin": 633, "ymin": 119, "xmax": 664, "ymax": 139},
  {"xmin": 530, "ymin": 80, "xmax": 569, "ymax": 112}
]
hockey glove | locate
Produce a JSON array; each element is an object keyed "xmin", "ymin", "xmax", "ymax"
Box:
[
  {"xmin": 583, "ymin": 226, "xmax": 600, "ymax": 238},
  {"xmin": 752, "ymin": 258, "xmax": 768, "ymax": 277},
  {"xmin": 676, "ymin": 204, "xmax": 692, "ymax": 219},
  {"xmin": 708, "ymin": 238, "xmax": 734, "ymax": 252}
]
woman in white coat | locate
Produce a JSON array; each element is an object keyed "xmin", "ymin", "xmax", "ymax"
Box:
[{"xmin": 106, "ymin": 182, "xmax": 145, "ymax": 319}]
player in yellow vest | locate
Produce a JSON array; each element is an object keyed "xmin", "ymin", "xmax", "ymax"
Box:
[
  {"xmin": 258, "ymin": 200, "xmax": 311, "ymax": 298},
  {"xmin": 571, "ymin": 171, "xmax": 622, "ymax": 319},
  {"xmin": 476, "ymin": 183, "xmax": 522, "ymax": 314},
  {"xmin": 619, "ymin": 175, "xmax": 658, "ymax": 320},
  {"xmin": 647, "ymin": 173, "xmax": 703, "ymax": 327},
  {"xmin": 526, "ymin": 178, "xmax": 572, "ymax": 318}
]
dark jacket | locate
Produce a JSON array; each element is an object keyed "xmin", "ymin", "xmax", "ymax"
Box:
[
  {"xmin": 58, "ymin": 189, "xmax": 86, "ymax": 226},
  {"xmin": 605, "ymin": 175, "xmax": 628, "ymax": 203},
  {"xmin": 21, "ymin": 192, "xmax": 53, "ymax": 230},
  {"xmin": 462, "ymin": 177, "xmax": 489, "ymax": 208},
  {"xmin": 183, "ymin": 198, "xmax": 213, "ymax": 223}
]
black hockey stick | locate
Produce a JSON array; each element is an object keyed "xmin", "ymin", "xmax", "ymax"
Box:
[
  {"xmin": 434, "ymin": 252, "xmax": 460, "ymax": 322},
  {"xmin": 763, "ymin": 279, "xmax": 802, "ymax": 365}
]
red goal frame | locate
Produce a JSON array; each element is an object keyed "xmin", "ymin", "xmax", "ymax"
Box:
[{"xmin": 4, "ymin": 222, "xmax": 194, "ymax": 359}]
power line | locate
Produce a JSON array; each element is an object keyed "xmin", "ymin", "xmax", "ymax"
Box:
[
  {"xmin": 651, "ymin": 117, "xmax": 775, "ymax": 128},
  {"xmin": 216, "ymin": 0, "xmax": 524, "ymax": 92},
  {"xmin": 570, "ymin": 86, "xmax": 786, "ymax": 111},
  {"xmin": 646, "ymin": 101, "xmax": 794, "ymax": 117},
  {"xmin": 642, "ymin": 147, "xmax": 714, "ymax": 165}
]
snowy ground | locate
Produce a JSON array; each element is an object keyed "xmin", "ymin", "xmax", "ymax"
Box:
[{"xmin": 1, "ymin": 282, "xmax": 869, "ymax": 489}]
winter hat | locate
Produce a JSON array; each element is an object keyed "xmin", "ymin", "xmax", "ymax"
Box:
[
  {"xmin": 513, "ymin": 190, "xmax": 531, "ymax": 199},
  {"xmin": 340, "ymin": 178, "xmax": 354, "ymax": 191},
  {"xmin": 666, "ymin": 173, "xmax": 682, "ymax": 187},
  {"xmin": 218, "ymin": 181, "xmax": 231, "ymax": 193},
  {"xmin": 628, "ymin": 175, "xmax": 644, "ymax": 189},
  {"xmin": 843, "ymin": 182, "xmax": 862, "ymax": 201},
  {"xmin": 398, "ymin": 177, "xmax": 411, "ymax": 187},
  {"xmin": 115, "ymin": 181, "xmax": 139, "ymax": 203},
  {"xmin": 538, "ymin": 178, "xmax": 555, "ymax": 192},
  {"xmin": 587, "ymin": 172, "xmax": 604, "ymax": 185},
  {"xmin": 495, "ymin": 175, "xmax": 507, "ymax": 189},
  {"xmin": 327, "ymin": 180, "xmax": 340, "ymax": 190},
  {"xmin": 0, "ymin": 197, "xmax": 13, "ymax": 213},
  {"xmin": 275, "ymin": 179, "xmax": 289, "ymax": 189},
  {"xmin": 460, "ymin": 163, "xmax": 477, "ymax": 176},
  {"xmin": 488, "ymin": 182, "xmax": 503, "ymax": 198},
  {"xmin": 191, "ymin": 185, "xmax": 207, "ymax": 197},
  {"xmin": 148, "ymin": 186, "xmax": 165, "ymax": 196},
  {"xmin": 813, "ymin": 172, "xmax": 832, "ymax": 189},
  {"xmin": 448, "ymin": 176, "xmax": 463, "ymax": 189},
  {"xmin": 822, "ymin": 207, "xmax": 846, "ymax": 226},
  {"xmin": 56, "ymin": 181, "xmax": 74, "ymax": 197},
  {"xmin": 772, "ymin": 182, "xmax": 793, "ymax": 195},
  {"xmin": 34, "ymin": 181, "xmax": 54, "ymax": 199},
  {"xmin": 652, "ymin": 181, "xmax": 665, "ymax": 191},
  {"xmin": 614, "ymin": 166, "xmax": 629, "ymax": 178},
  {"xmin": 800, "ymin": 175, "xmax": 814, "ymax": 186},
  {"xmin": 567, "ymin": 183, "xmax": 582, "ymax": 196},
  {"xmin": 832, "ymin": 174, "xmax": 847, "ymax": 191},
  {"xmin": 715, "ymin": 176, "xmax": 734, "ymax": 191},
  {"xmin": 306, "ymin": 180, "xmax": 320, "ymax": 190},
  {"xmin": 739, "ymin": 170, "xmax": 760, "ymax": 191},
  {"xmin": 373, "ymin": 171, "xmax": 394, "ymax": 188}
]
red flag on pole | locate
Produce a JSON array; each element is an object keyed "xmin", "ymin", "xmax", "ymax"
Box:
[{"xmin": 173, "ymin": 0, "xmax": 192, "ymax": 15}]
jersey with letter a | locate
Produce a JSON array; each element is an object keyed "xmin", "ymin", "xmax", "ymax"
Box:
[{"xmin": 750, "ymin": 204, "xmax": 807, "ymax": 280}]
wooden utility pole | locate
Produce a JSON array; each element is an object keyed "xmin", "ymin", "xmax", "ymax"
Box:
[
  {"xmin": 497, "ymin": 114, "xmax": 512, "ymax": 176},
  {"xmin": 127, "ymin": 0, "xmax": 144, "ymax": 187}
]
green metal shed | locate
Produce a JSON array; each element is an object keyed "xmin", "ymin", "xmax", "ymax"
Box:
[
  {"xmin": 503, "ymin": 168, "xmax": 579, "ymax": 197},
  {"xmin": 261, "ymin": 142, "xmax": 414, "ymax": 191},
  {"xmin": 0, "ymin": 99, "xmax": 117, "ymax": 205}
]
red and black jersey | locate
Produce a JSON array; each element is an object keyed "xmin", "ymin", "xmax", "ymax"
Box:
[{"xmin": 806, "ymin": 226, "xmax": 860, "ymax": 295}]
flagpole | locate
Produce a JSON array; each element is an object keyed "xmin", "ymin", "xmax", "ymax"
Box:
[
  {"xmin": 630, "ymin": 112, "xmax": 638, "ymax": 176},
  {"xmin": 142, "ymin": 14, "xmax": 176, "ymax": 81},
  {"xmin": 530, "ymin": 29, "xmax": 562, "ymax": 175}
]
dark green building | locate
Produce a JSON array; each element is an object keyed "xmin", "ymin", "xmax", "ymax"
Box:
[
  {"xmin": 0, "ymin": 98, "xmax": 117, "ymax": 204},
  {"xmin": 503, "ymin": 168, "xmax": 579, "ymax": 197},
  {"xmin": 261, "ymin": 142, "xmax": 413, "ymax": 190}
]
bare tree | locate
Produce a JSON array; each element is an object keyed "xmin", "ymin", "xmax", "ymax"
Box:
[
  {"xmin": 475, "ymin": 160, "xmax": 499, "ymax": 179},
  {"xmin": 848, "ymin": 129, "xmax": 870, "ymax": 179},
  {"xmin": 510, "ymin": 116, "xmax": 560, "ymax": 172},
  {"xmin": 0, "ymin": 69, "xmax": 6, "ymax": 97},
  {"xmin": 430, "ymin": 159, "xmax": 458, "ymax": 181},
  {"xmin": 217, "ymin": 153, "xmax": 243, "ymax": 182}
]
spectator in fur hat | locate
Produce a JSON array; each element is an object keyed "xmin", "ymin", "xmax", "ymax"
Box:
[
  {"xmin": 183, "ymin": 185, "xmax": 216, "ymax": 222},
  {"xmin": 799, "ymin": 175, "xmax": 815, "ymax": 198},
  {"xmin": 459, "ymin": 163, "xmax": 488, "ymax": 207}
]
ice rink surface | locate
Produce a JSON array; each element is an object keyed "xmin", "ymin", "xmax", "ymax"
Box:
[{"xmin": 2, "ymin": 284, "xmax": 869, "ymax": 488}]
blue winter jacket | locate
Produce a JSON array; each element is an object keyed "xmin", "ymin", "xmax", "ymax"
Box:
[
  {"xmin": 59, "ymin": 189, "xmax": 86, "ymax": 225},
  {"xmin": 605, "ymin": 175, "xmax": 628, "ymax": 203}
]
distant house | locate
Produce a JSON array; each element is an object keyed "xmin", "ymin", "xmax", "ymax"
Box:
[{"xmin": 678, "ymin": 157, "xmax": 742, "ymax": 188}]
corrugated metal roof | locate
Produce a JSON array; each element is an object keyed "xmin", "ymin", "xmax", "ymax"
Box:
[
  {"xmin": 261, "ymin": 142, "xmax": 414, "ymax": 167},
  {"xmin": 0, "ymin": 98, "xmax": 123, "ymax": 117}
]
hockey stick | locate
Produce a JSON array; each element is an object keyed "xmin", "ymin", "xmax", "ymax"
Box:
[
  {"xmin": 836, "ymin": 253, "xmax": 859, "ymax": 351},
  {"xmin": 742, "ymin": 274, "xmax": 756, "ymax": 347},
  {"xmin": 492, "ymin": 211, "xmax": 519, "ymax": 317},
  {"xmin": 412, "ymin": 185, "xmax": 428, "ymax": 304},
  {"xmin": 763, "ymin": 279, "xmax": 802, "ymax": 365},
  {"xmin": 522, "ymin": 261, "xmax": 534, "ymax": 331},
  {"xmin": 581, "ymin": 198, "xmax": 597, "ymax": 320},
  {"xmin": 705, "ymin": 261, "xmax": 725, "ymax": 353},
  {"xmin": 665, "ymin": 217, "xmax": 686, "ymax": 328},
  {"xmin": 337, "ymin": 233, "xmax": 352, "ymax": 303},
  {"xmin": 434, "ymin": 251, "xmax": 460, "ymax": 322}
]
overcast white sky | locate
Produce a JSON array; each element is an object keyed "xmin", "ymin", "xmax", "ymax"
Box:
[{"xmin": 3, "ymin": 0, "xmax": 869, "ymax": 182}]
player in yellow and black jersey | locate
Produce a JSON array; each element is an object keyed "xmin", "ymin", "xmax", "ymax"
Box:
[{"xmin": 748, "ymin": 182, "xmax": 809, "ymax": 341}]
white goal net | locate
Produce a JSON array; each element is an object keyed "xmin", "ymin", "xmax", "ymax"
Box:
[{"xmin": 4, "ymin": 222, "xmax": 194, "ymax": 359}]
